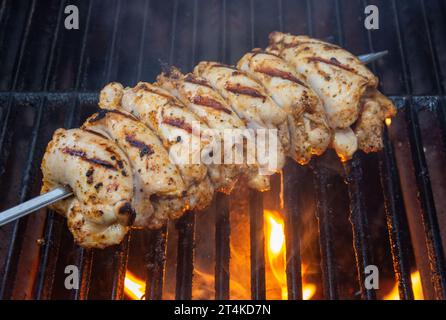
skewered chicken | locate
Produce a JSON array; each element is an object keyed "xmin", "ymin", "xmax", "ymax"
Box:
[
  {"xmin": 41, "ymin": 128, "xmax": 135, "ymax": 248},
  {"xmin": 155, "ymin": 67, "xmax": 269, "ymax": 192},
  {"xmin": 267, "ymin": 32, "xmax": 396, "ymax": 160},
  {"xmin": 102, "ymin": 82, "xmax": 215, "ymax": 212},
  {"xmin": 193, "ymin": 61, "xmax": 288, "ymax": 173},
  {"xmin": 36, "ymin": 32, "xmax": 396, "ymax": 248},
  {"xmin": 237, "ymin": 49, "xmax": 331, "ymax": 164}
]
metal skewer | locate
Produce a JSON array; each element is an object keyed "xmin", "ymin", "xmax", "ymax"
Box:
[
  {"xmin": 0, "ymin": 51, "xmax": 388, "ymax": 227},
  {"xmin": 358, "ymin": 50, "xmax": 388, "ymax": 65},
  {"xmin": 0, "ymin": 186, "xmax": 72, "ymax": 226}
]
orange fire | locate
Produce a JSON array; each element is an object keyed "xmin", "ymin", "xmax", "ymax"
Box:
[
  {"xmin": 264, "ymin": 210, "xmax": 316, "ymax": 300},
  {"xmin": 384, "ymin": 271, "xmax": 424, "ymax": 300},
  {"xmin": 124, "ymin": 210, "xmax": 317, "ymax": 301},
  {"xmin": 124, "ymin": 270, "xmax": 145, "ymax": 300}
]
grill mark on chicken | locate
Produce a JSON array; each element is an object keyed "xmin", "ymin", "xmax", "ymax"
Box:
[
  {"xmin": 251, "ymin": 49, "xmax": 281, "ymax": 59},
  {"xmin": 280, "ymin": 41, "xmax": 340, "ymax": 51},
  {"xmin": 183, "ymin": 74, "xmax": 213, "ymax": 89},
  {"xmin": 62, "ymin": 147, "xmax": 117, "ymax": 171},
  {"xmin": 280, "ymin": 42, "xmax": 300, "ymax": 49},
  {"xmin": 88, "ymin": 109, "xmax": 138, "ymax": 123},
  {"xmin": 254, "ymin": 65, "xmax": 308, "ymax": 88},
  {"xmin": 224, "ymin": 83, "xmax": 266, "ymax": 100},
  {"xmin": 307, "ymin": 56, "xmax": 358, "ymax": 75},
  {"xmin": 125, "ymin": 134, "xmax": 155, "ymax": 158},
  {"xmin": 190, "ymin": 95, "xmax": 232, "ymax": 114},
  {"xmin": 136, "ymin": 82, "xmax": 175, "ymax": 101},
  {"xmin": 162, "ymin": 117, "xmax": 193, "ymax": 133},
  {"xmin": 210, "ymin": 63, "xmax": 238, "ymax": 70},
  {"xmin": 82, "ymin": 129, "xmax": 109, "ymax": 140}
]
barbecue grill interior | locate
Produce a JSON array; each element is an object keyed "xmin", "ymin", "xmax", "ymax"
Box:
[{"xmin": 0, "ymin": 0, "xmax": 445, "ymax": 300}]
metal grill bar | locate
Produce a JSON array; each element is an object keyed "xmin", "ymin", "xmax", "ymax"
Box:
[
  {"xmin": 305, "ymin": 0, "xmax": 313, "ymax": 38},
  {"xmin": 249, "ymin": 189, "xmax": 266, "ymax": 300},
  {"xmin": 313, "ymin": 162, "xmax": 338, "ymax": 299},
  {"xmin": 75, "ymin": 248, "xmax": 93, "ymax": 300},
  {"xmin": 175, "ymin": 213, "xmax": 195, "ymax": 300},
  {"xmin": 283, "ymin": 161, "xmax": 303, "ymax": 300},
  {"xmin": 419, "ymin": 0, "xmax": 444, "ymax": 95},
  {"xmin": 406, "ymin": 98, "xmax": 446, "ymax": 299},
  {"xmin": 34, "ymin": 210, "xmax": 59, "ymax": 299},
  {"xmin": 379, "ymin": 126, "xmax": 414, "ymax": 300},
  {"xmin": 145, "ymin": 226, "xmax": 167, "ymax": 300},
  {"xmin": 343, "ymin": 155, "xmax": 376, "ymax": 300},
  {"xmin": 135, "ymin": 0, "xmax": 150, "ymax": 82},
  {"xmin": 110, "ymin": 237, "xmax": 131, "ymax": 300},
  {"xmin": 215, "ymin": 193, "xmax": 230, "ymax": 299}
]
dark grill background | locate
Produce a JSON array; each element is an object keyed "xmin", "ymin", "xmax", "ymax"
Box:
[{"xmin": 0, "ymin": 0, "xmax": 445, "ymax": 300}]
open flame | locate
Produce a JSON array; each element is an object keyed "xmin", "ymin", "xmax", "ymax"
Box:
[
  {"xmin": 124, "ymin": 210, "xmax": 317, "ymax": 300},
  {"xmin": 384, "ymin": 271, "xmax": 424, "ymax": 300},
  {"xmin": 124, "ymin": 207, "xmax": 421, "ymax": 301},
  {"xmin": 124, "ymin": 270, "xmax": 145, "ymax": 300},
  {"xmin": 264, "ymin": 210, "xmax": 316, "ymax": 300}
]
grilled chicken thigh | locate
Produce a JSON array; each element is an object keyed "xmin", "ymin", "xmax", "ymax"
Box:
[
  {"xmin": 41, "ymin": 128, "xmax": 135, "ymax": 248},
  {"xmin": 237, "ymin": 49, "xmax": 331, "ymax": 164},
  {"xmin": 355, "ymin": 90, "xmax": 396, "ymax": 152},
  {"xmin": 82, "ymin": 109, "xmax": 186, "ymax": 228},
  {"xmin": 194, "ymin": 61, "xmax": 287, "ymax": 173},
  {"xmin": 100, "ymin": 82, "xmax": 214, "ymax": 211},
  {"xmin": 267, "ymin": 32, "xmax": 396, "ymax": 159},
  {"xmin": 156, "ymin": 67, "xmax": 270, "ymax": 192},
  {"xmin": 268, "ymin": 32, "xmax": 377, "ymax": 129}
]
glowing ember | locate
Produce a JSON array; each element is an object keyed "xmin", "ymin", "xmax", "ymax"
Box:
[
  {"xmin": 384, "ymin": 271, "xmax": 424, "ymax": 300},
  {"xmin": 124, "ymin": 270, "xmax": 145, "ymax": 300},
  {"xmin": 385, "ymin": 117, "xmax": 392, "ymax": 127},
  {"xmin": 264, "ymin": 210, "xmax": 316, "ymax": 300}
]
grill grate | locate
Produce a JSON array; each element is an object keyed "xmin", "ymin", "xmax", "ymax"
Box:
[{"xmin": 0, "ymin": 0, "xmax": 446, "ymax": 300}]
